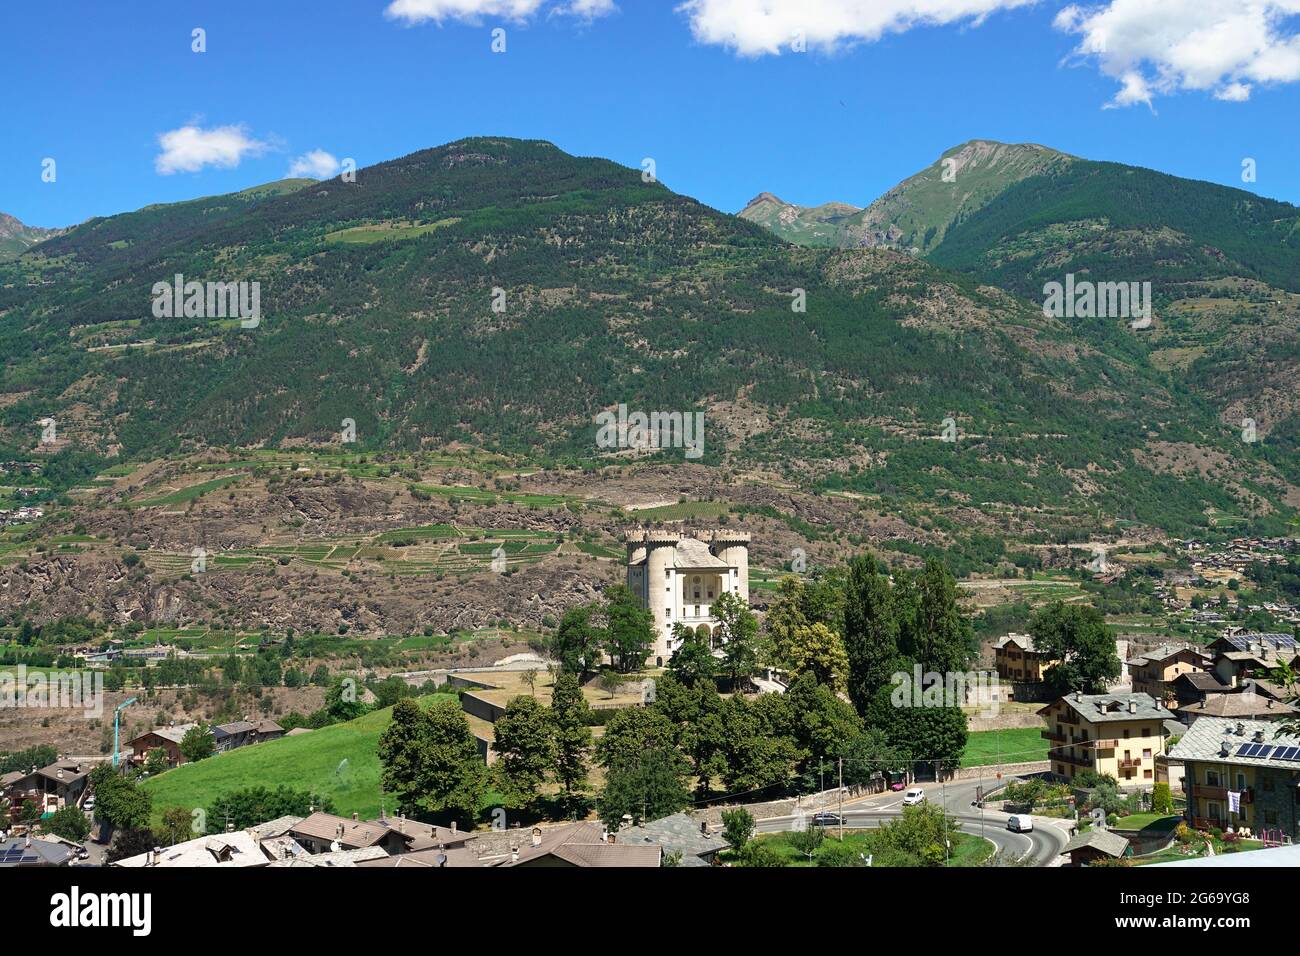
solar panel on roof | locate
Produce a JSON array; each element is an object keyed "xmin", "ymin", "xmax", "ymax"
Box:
[
  {"xmin": 1237, "ymin": 743, "xmax": 1257, "ymax": 757},
  {"xmin": 1275, "ymin": 747, "xmax": 1300, "ymax": 762},
  {"xmin": 1256, "ymin": 746, "xmax": 1275, "ymax": 758}
]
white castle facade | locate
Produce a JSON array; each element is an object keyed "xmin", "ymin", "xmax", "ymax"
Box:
[{"xmin": 625, "ymin": 529, "xmax": 750, "ymax": 665}]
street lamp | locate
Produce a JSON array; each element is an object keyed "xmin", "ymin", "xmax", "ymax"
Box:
[{"xmin": 112, "ymin": 697, "xmax": 137, "ymax": 769}]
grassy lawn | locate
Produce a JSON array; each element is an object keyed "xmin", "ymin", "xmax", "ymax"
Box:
[
  {"xmin": 960, "ymin": 727, "xmax": 1049, "ymax": 767},
  {"xmin": 140, "ymin": 693, "xmax": 459, "ymax": 827},
  {"xmin": 1114, "ymin": 813, "xmax": 1181, "ymax": 832}
]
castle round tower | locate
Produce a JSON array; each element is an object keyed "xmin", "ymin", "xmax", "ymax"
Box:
[{"xmin": 708, "ymin": 530, "xmax": 751, "ymax": 604}]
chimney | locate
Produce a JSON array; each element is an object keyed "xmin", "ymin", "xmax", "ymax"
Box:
[
  {"xmin": 1220, "ymin": 739, "xmax": 1232, "ymax": 757},
  {"xmin": 531, "ymin": 828, "xmax": 542, "ymax": 848},
  {"xmin": 451, "ymin": 821, "xmax": 457, "ymax": 835},
  {"xmin": 1128, "ymin": 700, "xmax": 1137, "ymax": 714},
  {"xmin": 1075, "ymin": 691, "xmax": 1083, "ymax": 702},
  {"xmin": 352, "ymin": 812, "xmax": 359, "ymax": 821},
  {"xmin": 1255, "ymin": 729, "xmax": 1266, "ymax": 742}
]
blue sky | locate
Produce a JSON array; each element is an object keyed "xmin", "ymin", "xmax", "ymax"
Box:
[{"xmin": 5, "ymin": 0, "xmax": 1300, "ymax": 228}]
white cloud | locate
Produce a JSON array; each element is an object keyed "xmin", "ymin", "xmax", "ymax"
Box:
[
  {"xmin": 1055, "ymin": 0, "xmax": 1300, "ymax": 107},
  {"xmin": 288, "ymin": 149, "xmax": 343, "ymax": 179},
  {"xmin": 674, "ymin": 0, "xmax": 1035, "ymax": 56},
  {"xmin": 155, "ymin": 124, "xmax": 268, "ymax": 175},
  {"xmin": 384, "ymin": 0, "xmax": 613, "ymax": 24}
]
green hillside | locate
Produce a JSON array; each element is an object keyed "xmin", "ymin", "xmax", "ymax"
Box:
[
  {"xmin": 140, "ymin": 693, "xmax": 458, "ymax": 825},
  {"xmin": 1, "ymin": 136, "xmax": 1295, "ymax": 536}
]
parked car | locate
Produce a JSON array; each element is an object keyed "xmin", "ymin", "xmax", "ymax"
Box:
[
  {"xmin": 1006, "ymin": 814, "xmax": 1034, "ymax": 833},
  {"xmin": 902, "ymin": 787, "xmax": 926, "ymax": 806},
  {"xmin": 811, "ymin": 812, "xmax": 842, "ymax": 827}
]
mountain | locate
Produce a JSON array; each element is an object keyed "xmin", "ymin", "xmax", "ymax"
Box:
[
  {"xmin": 740, "ymin": 140, "xmax": 1300, "ymax": 483},
  {"xmin": 0, "ymin": 136, "xmax": 1295, "ymax": 538},
  {"xmin": 0, "ymin": 211, "xmax": 63, "ymax": 258},
  {"xmin": 739, "ymin": 140, "xmax": 1073, "ymax": 253}
]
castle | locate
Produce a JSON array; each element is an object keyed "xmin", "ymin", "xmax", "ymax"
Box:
[{"xmin": 624, "ymin": 529, "xmax": 750, "ymax": 665}]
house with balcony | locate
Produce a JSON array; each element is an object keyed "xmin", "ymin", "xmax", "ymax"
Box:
[
  {"xmin": 1167, "ymin": 717, "xmax": 1300, "ymax": 839},
  {"xmin": 994, "ymin": 633, "xmax": 1057, "ymax": 684},
  {"xmin": 1207, "ymin": 633, "xmax": 1298, "ymax": 689},
  {"xmin": 1038, "ymin": 692, "xmax": 1173, "ymax": 788},
  {"xmin": 1126, "ymin": 644, "xmax": 1210, "ymax": 708}
]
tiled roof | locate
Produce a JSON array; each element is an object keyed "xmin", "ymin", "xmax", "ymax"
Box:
[
  {"xmin": 493, "ymin": 822, "xmax": 660, "ymax": 867},
  {"xmin": 289, "ymin": 812, "xmax": 402, "ymax": 849},
  {"xmin": 995, "ymin": 633, "xmax": 1037, "ymax": 652},
  {"xmin": 1127, "ymin": 644, "xmax": 1207, "ymax": 666}
]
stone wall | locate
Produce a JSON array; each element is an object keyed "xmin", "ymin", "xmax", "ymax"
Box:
[{"xmin": 949, "ymin": 760, "xmax": 1050, "ymax": 781}]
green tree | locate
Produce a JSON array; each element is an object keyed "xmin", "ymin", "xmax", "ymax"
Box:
[
  {"xmin": 713, "ymin": 591, "xmax": 760, "ymax": 688},
  {"xmin": 325, "ymin": 676, "xmax": 368, "ymax": 723},
  {"xmin": 603, "ymin": 585, "xmax": 655, "ymax": 672},
  {"xmin": 142, "ymin": 747, "xmax": 170, "ymax": 777},
  {"xmin": 843, "ymin": 554, "xmax": 902, "ymax": 720},
  {"xmin": 667, "ymin": 622, "xmax": 716, "ymax": 688},
  {"xmin": 377, "ymin": 698, "xmax": 487, "ymax": 827},
  {"xmin": 599, "ymin": 744, "xmax": 690, "ymax": 830},
  {"xmin": 788, "ymin": 823, "xmax": 826, "ymax": 863},
  {"xmin": 1030, "ymin": 602, "xmax": 1122, "ymax": 695},
  {"xmin": 44, "ymin": 804, "xmax": 91, "ymax": 842},
  {"xmin": 898, "ymin": 559, "xmax": 977, "ymax": 673},
  {"xmin": 881, "ymin": 704, "xmax": 968, "ymax": 775},
  {"xmin": 839, "ymin": 728, "xmax": 907, "ymax": 790},
  {"xmin": 492, "ymin": 696, "xmax": 555, "ymax": 810},
  {"xmin": 158, "ymin": 806, "xmax": 194, "ymax": 846},
  {"xmin": 179, "ymin": 724, "xmax": 215, "ymax": 763},
  {"xmin": 721, "ymin": 808, "xmax": 756, "ymax": 851},
  {"xmin": 781, "ymin": 622, "xmax": 850, "ymax": 693},
  {"xmin": 737, "ymin": 839, "xmax": 788, "ymax": 867},
  {"xmin": 206, "ymin": 785, "xmax": 334, "ymax": 832},
  {"xmin": 551, "ymin": 604, "xmax": 604, "ymax": 678},
  {"xmin": 549, "ymin": 672, "xmax": 593, "ymax": 808},
  {"xmin": 1151, "ymin": 781, "xmax": 1174, "ymax": 815}
]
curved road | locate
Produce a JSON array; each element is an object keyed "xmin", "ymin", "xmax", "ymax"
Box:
[{"xmin": 756, "ymin": 777, "xmax": 1070, "ymax": 866}]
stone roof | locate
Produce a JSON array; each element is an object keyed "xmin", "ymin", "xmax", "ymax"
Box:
[
  {"xmin": 1127, "ymin": 644, "xmax": 1207, "ymax": 666},
  {"xmin": 669, "ymin": 537, "xmax": 731, "ymax": 570},
  {"xmin": 617, "ymin": 812, "xmax": 728, "ymax": 866},
  {"xmin": 1167, "ymin": 716, "xmax": 1300, "ymax": 769},
  {"xmin": 1062, "ymin": 828, "xmax": 1130, "ymax": 858},
  {"xmin": 1178, "ymin": 694, "xmax": 1296, "ymax": 719},
  {"xmin": 267, "ymin": 846, "xmax": 390, "ymax": 867},
  {"xmin": 1042, "ymin": 692, "xmax": 1174, "ymax": 724},
  {"xmin": 213, "ymin": 720, "xmax": 257, "ymax": 736},
  {"xmin": 1175, "ymin": 672, "xmax": 1229, "ymax": 692},
  {"xmin": 995, "ymin": 633, "xmax": 1037, "ymax": 652}
]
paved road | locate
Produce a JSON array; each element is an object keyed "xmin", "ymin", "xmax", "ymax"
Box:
[{"xmin": 756, "ymin": 777, "xmax": 1071, "ymax": 866}]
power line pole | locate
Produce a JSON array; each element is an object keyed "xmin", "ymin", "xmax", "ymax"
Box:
[{"xmin": 838, "ymin": 757, "xmax": 844, "ymax": 842}]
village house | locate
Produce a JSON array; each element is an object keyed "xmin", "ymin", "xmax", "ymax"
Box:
[
  {"xmin": 994, "ymin": 633, "xmax": 1057, "ymax": 684},
  {"xmin": 2, "ymin": 759, "xmax": 90, "ymax": 815},
  {"xmin": 0, "ymin": 835, "xmax": 74, "ymax": 867},
  {"xmin": 1126, "ymin": 644, "xmax": 1210, "ymax": 708},
  {"xmin": 1167, "ymin": 717, "xmax": 1300, "ymax": 840},
  {"xmin": 287, "ymin": 812, "xmax": 417, "ymax": 855},
  {"xmin": 616, "ymin": 812, "xmax": 729, "ymax": 866},
  {"xmin": 1039, "ymin": 692, "xmax": 1173, "ymax": 788},
  {"xmin": 127, "ymin": 723, "xmax": 196, "ymax": 768},
  {"xmin": 493, "ymin": 822, "xmax": 661, "ymax": 867},
  {"xmin": 1207, "ymin": 632, "xmax": 1298, "ymax": 689}
]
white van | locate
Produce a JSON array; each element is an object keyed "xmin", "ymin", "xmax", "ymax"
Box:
[
  {"xmin": 902, "ymin": 787, "xmax": 926, "ymax": 806},
  {"xmin": 1006, "ymin": 814, "xmax": 1034, "ymax": 833}
]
